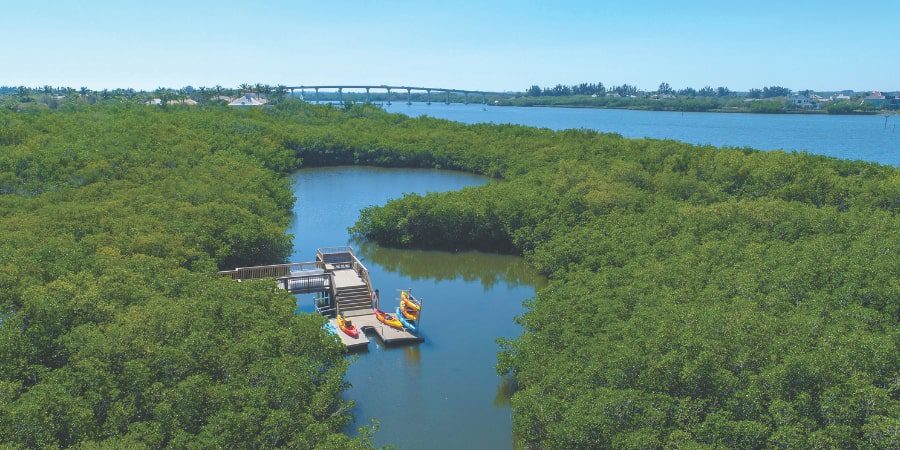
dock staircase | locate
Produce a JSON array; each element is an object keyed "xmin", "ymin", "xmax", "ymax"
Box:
[
  {"xmin": 336, "ymin": 285, "xmax": 372, "ymax": 317},
  {"xmin": 316, "ymin": 247, "xmax": 375, "ymax": 318}
]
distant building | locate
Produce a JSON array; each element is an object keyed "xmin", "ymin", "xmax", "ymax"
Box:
[
  {"xmin": 145, "ymin": 98, "xmax": 163, "ymax": 106},
  {"xmin": 212, "ymin": 95, "xmax": 233, "ymax": 102},
  {"xmin": 831, "ymin": 93, "xmax": 851, "ymax": 101},
  {"xmin": 228, "ymin": 93, "xmax": 268, "ymax": 106},
  {"xmin": 863, "ymin": 91, "xmax": 886, "ymax": 107},
  {"xmin": 166, "ymin": 98, "xmax": 198, "ymax": 106},
  {"xmin": 885, "ymin": 93, "xmax": 900, "ymax": 110},
  {"xmin": 788, "ymin": 94, "xmax": 818, "ymax": 109}
]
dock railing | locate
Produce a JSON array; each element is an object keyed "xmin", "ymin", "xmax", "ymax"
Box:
[
  {"xmin": 352, "ymin": 258, "xmax": 374, "ymax": 299},
  {"xmin": 218, "ymin": 261, "xmax": 327, "ymax": 280},
  {"xmin": 220, "ymin": 247, "xmax": 375, "ymax": 317}
]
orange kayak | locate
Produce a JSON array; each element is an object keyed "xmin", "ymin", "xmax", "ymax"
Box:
[
  {"xmin": 336, "ymin": 314, "xmax": 358, "ymax": 338},
  {"xmin": 400, "ymin": 304, "xmax": 419, "ymax": 321}
]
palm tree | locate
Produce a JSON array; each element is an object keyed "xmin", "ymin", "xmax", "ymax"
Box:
[{"xmin": 273, "ymin": 85, "xmax": 288, "ymax": 103}]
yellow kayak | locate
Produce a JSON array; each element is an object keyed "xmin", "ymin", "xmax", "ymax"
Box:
[
  {"xmin": 401, "ymin": 290, "xmax": 421, "ymax": 312},
  {"xmin": 375, "ymin": 308, "xmax": 404, "ymax": 330}
]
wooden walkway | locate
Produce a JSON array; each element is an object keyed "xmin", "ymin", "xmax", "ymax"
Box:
[
  {"xmin": 332, "ymin": 269, "xmax": 365, "ymax": 288},
  {"xmin": 219, "ymin": 247, "xmax": 423, "ymax": 351}
]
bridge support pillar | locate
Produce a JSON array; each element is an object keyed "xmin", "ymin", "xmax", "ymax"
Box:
[
  {"xmin": 315, "ymin": 88, "xmax": 319, "ymax": 104},
  {"xmin": 338, "ymin": 88, "xmax": 343, "ymax": 103},
  {"xmin": 406, "ymin": 88, "xmax": 412, "ymax": 105},
  {"xmin": 426, "ymin": 89, "xmax": 431, "ymax": 105},
  {"xmin": 365, "ymin": 87, "xmax": 370, "ymax": 103},
  {"xmin": 445, "ymin": 91, "xmax": 450, "ymax": 105},
  {"xmin": 386, "ymin": 88, "xmax": 392, "ymax": 106}
]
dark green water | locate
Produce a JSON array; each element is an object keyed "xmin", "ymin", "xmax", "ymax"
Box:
[{"xmin": 288, "ymin": 166, "xmax": 545, "ymax": 449}]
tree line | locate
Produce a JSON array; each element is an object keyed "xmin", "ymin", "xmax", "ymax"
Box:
[
  {"xmin": 525, "ymin": 82, "xmax": 806, "ymax": 98},
  {"xmin": 0, "ymin": 84, "xmax": 292, "ymax": 108}
]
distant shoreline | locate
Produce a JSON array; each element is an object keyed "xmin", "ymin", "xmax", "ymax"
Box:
[{"xmin": 495, "ymin": 103, "xmax": 888, "ymax": 116}]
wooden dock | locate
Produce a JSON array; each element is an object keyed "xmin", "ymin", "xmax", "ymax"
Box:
[
  {"xmin": 219, "ymin": 246, "xmax": 423, "ymax": 350},
  {"xmin": 328, "ymin": 315, "xmax": 423, "ymax": 350}
]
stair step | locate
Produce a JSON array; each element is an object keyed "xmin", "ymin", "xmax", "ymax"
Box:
[
  {"xmin": 341, "ymin": 308, "xmax": 371, "ymax": 318},
  {"xmin": 338, "ymin": 286, "xmax": 369, "ymax": 295},
  {"xmin": 339, "ymin": 300, "xmax": 372, "ymax": 309}
]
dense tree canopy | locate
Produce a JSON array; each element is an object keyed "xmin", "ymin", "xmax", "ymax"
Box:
[
  {"xmin": 337, "ymin": 106, "xmax": 899, "ymax": 448},
  {"xmin": 1, "ymin": 100, "xmax": 897, "ymax": 448},
  {"xmin": 0, "ymin": 104, "xmax": 369, "ymax": 448}
]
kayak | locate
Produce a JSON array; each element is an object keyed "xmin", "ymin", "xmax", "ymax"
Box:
[
  {"xmin": 401, "ymin": 290, "xmax": 421, "ymax": 311},
  {"xmin": 336, "ymin": 314, "xmax": 359, "ymax": 338},
  {"xmin": 400, "ymin": 290, "xmax": 421, "ymax": 320},
  {"xmin": 322, "ymin": 322, "xmax": 338, "ymax": 336},
  {"xmin": 400, "ymin": 305, "xmax": 418, "ymax": 321},
  {"xmin": 396, "ymin": 307, "xmax": 418, "ymax": 334},
  {"xmin": 374, "ymin": 308, "xmax": 404, "ymax": 330}
]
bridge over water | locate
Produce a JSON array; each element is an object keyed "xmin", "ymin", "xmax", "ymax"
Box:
[{"xmin": 285, "ymin": 84, "xmax": 504, "ymax": 105}]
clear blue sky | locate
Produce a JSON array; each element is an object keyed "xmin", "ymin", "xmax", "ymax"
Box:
[{"xmin": 3, "ymin": 0, "xmax": 898, "ymax": 92}]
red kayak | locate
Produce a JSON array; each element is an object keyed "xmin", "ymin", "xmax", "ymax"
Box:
[{"xmin": 336, "ymin": 314, "xmax": 358, "ymax": 338}]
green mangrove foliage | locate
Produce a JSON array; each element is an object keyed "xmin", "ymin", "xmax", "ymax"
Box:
[
  {"xmin": 1, "ymin": 100, "xmax": 897, "ymax": 448},
  {"xmin": 341, "ymin": 107, "xmax": 899, "ymax": 448},
  {"xmin": 0, "ymin": 105, "xmax": 369, "ymax": 448}
]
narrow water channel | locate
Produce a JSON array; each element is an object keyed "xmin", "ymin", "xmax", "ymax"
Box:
[{"xmin": 288, "ymin": 166, "xmax": 545, "ymax": 449}]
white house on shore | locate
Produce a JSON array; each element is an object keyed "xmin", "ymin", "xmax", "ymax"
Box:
[
  {"xmin": 788, "ymin": 94, "xmax": 819, "ymax": 109},
  {"xmin": 863, "ymin": 91, "xmax": 887, "ymax": 107}
]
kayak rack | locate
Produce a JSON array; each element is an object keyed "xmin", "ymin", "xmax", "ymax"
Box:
[{"xmin": 218, "ymin": 246, "xmax": 423, "ymax": 350}]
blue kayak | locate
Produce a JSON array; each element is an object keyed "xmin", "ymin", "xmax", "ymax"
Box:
[
  {"xmin": 396, "ymin": 307, "xmax": 418, "ymax": 333},
  {"xmin": 323, "ymin": 322, "xmax": 338, "ymax": 336}
]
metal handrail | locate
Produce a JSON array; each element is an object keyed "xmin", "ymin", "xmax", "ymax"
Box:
[
  {"xmin": 316, "ymin": 246, "xmax": 353, "ymax": 255},
  {"xmin": 217, "ymin": 260, "xmax": 326, "ymax": 280}
]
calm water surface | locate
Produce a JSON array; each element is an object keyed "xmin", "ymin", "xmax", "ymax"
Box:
[
  {"xmin": 379, "ymin": 102, "xmax": 899, "ymax": 165},
  {"xmin": 288, "ymin": 166, "xmax": 545, "ymax": 449}
]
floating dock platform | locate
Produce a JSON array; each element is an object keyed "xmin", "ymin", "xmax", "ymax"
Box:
[{"xmin": 328, "ymin": 315, "xmax": 423, "ymax": 350}]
